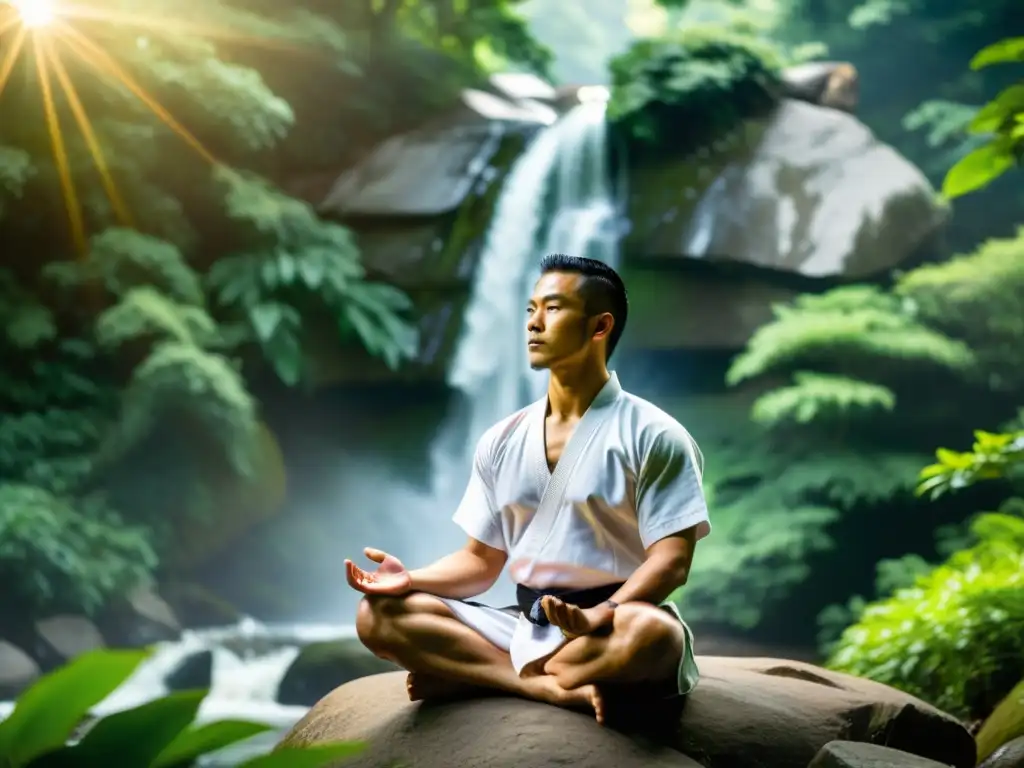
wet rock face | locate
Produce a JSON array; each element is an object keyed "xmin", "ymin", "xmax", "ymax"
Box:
[{"xmin": 627, "ymin": 98, "xmax": 946, "ymax": 280}]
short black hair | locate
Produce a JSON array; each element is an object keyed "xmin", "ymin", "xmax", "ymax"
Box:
[{"xmin": 539, "ymin": 254, "xmax": 628, "ymax": 360}]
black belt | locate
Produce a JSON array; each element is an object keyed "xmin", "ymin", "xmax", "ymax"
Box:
[{"xmin": 516, "ymin": 581, "xmax": 624, "ymax": 627}]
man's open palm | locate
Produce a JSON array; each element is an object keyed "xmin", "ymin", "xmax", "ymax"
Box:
[{"xmin": 345, "ymin": 547, "xmax": 412, "ymax": 595}]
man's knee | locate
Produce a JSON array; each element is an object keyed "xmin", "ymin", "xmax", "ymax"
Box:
[
  {"xmin": 355, "ymin": 592, "xmax": 449, "ymax": 650},
  {"xmin": 614, "ymin": 603, "xmax": 683, "ymax": 662},
  {"xmin": 355, "ymin": 595, "xmax": 405, "ymax": 649}
]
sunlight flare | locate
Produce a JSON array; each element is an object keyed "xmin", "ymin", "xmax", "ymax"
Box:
[{"xmin": 12, "ymin": 0, "xmax": 56, "ymax": 29}]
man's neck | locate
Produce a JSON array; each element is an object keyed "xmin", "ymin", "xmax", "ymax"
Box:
[{"xmin": 546, "ymin": 360, "xmax": 610, "ymax": 420}]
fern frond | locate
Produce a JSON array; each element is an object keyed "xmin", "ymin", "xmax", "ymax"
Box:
[{"xmin": 751, "ymin": 372, "xmax": 896, "ymax": 427}]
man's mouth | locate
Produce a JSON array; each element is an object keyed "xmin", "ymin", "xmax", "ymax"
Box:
[{"xmin": 528, "ymin": 340, "xmax": 543, "ymax": 348}]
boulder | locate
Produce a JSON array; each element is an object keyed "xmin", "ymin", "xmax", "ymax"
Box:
[
  {"xmin": 96, "ymin": 585, "xmax": 181, "ymax": 647},
  {"xmin": 0, "ymin": 640, "xmax": 39, "ymax": 698},
  {"xmin": 276, "ymin": 638, "xmax": 399, "ymax": 707},
  {"xmin": 809, "ymin": 741, "xmax": 950, "ymax": 768},
  {"xmin": 628, "ymin": 98, "xmax": 946, "ymax": 280},
  {"xmin": 980, "ymin": 736, "xmax": 1024, "ymax": 768},
  {"xmin": 165, "ymin": 650, "xmax": 214, "ymax": 692},
  {"xmin": 159, "ymin": 582, "xmax": 243, "ymax": 629},
  {"xmin": 34, "ymin": 615, "xmax": 104, "ymax": 661},
  {"xmin": 278, "ymin": 656, "xmax": 975, "ymax": 768}
]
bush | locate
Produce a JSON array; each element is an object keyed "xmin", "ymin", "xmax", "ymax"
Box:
[
  {"xmin": 607, "ymin": 25, "xmax": 783, "ymax": 153},
  {"xmin": 0, "ymin": 649, "xmax": 362, "ymax": 767},
  {"xmin": 826, "ymin": 504, "xmax": 1024, "ymax": 719}
]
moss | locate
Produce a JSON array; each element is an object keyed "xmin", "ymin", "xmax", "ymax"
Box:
[
  {"xmin": 276, "ymin": 637, "xmax": 397, "ymax": 706},
  {"xmin": 976, "ymin": 676, "xmax": 1024, "ymax": 763}
]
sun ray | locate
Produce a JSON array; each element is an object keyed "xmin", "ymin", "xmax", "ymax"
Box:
[
  {"xmin": 58, "ymin": 3, "xmax": 307, "ymax": 54},
  {"xmin": 57, "ymin": 22, "xmax": 218, "ymax": 165},
  {"xmin": 0, "ymin": 25, "xmax": 27, "ymax": 100},
  {"xmin": 34, "ymin": 33, "xmax": 87, "ymax": 256},
  {"xmin": 44, "ymin": 35, "xmax": 132, "ymax": 225},
  {"xmin": 0, "ymin": 12, "xmax": 23, "ymax": 37}
]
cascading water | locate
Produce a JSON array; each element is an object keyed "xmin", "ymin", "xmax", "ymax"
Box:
[{"xmin": 0, "ymin": 89, "xmax": 623, "ymax": 762}]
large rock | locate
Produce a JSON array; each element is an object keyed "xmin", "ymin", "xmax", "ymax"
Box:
[
  {"xmin": 276, "ymin": 638, "xmax": 398, "ymax": 707},
  {"xmin": 0, "ymin": 640, "xmax": 40, "ymax": 698},
  {"xmin": 96, "ymin": 586, "xmax": 181, "ymax": 647},
  {"xmin": 628, "ymin": 98, "xmax": 946, "ymax": 280},
  {"xmin": 34, "ymin": 615, "xmax": 105, "ymax": 661},
  {"xmin": 809, "ymin": 741, "xmax": 950, "ymax": 768},
  {"xmin": 279, "ymin": 656, "xmax": 975, "ymax": 768}
]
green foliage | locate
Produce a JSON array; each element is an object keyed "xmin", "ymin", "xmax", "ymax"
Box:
[
  {"xmin": 826, "ymin": 505, "xmax": 1024, "ymax": 719},
  {"xmin": 895, "ymin": 227, "xmax": 1024, "ymax": 391},
  {"xmin": 726, "ymin": 285, "xmax": 975, "ymax": 399},
  {"xmin": 941, "ymin": 37, "xmax": 1024, "ymax": 199},
  {"xmin": 663, "ymin": 396, "xmax": 926, "ymax": 628},
  {"xmin": 607, "ymin": 24, "xmax": 783, "ymax": 150},
  {"xmin": 206, "ymin": 170, "xmax": 418, "ymax": 386},
  {"xmin": 750, "ymin": 372, "xmax": 895, "ymax": 427},
  {"xmin": 918, "ymin": 428, "xmax": 1024, "ymax": 500},
  {"xmin": 0, "ymin": 648, "xmax": 364, "ymax": 767},
  {"xmin": 0, "ymin": 486, "xmax": 156, "ymax": 615}
]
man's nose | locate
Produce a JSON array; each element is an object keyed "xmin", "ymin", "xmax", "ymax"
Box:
[{"xmin": 527, "ymin": 313, "xmax": 542, "ymax": 332}]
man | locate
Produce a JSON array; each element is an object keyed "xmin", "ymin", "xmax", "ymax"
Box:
[{"xmin": 347, "ymin": 254, "xmax": 709, "ymax": 723}]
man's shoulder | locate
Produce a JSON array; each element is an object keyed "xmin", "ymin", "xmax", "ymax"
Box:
[
  {"xmin": 617, "ymin": 390, "xmax": 700, "ymax": 459},
  {"xmin": 475, "ymin": 400, "xmax": 537, "ymax": 462}
]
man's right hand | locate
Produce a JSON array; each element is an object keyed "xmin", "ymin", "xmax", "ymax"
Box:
[{"xmin": 345, "ymin": 547, "xmax": 413, "ymax": 596}]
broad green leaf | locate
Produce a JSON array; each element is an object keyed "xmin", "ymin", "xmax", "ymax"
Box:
[
  {"xmin": 941, "ymin": 143, "xmax": 1015, "ymax": 199},
  {"xmin": 969, "ymin": 85, "xmax": 1024, "ymax": 134},
  {"xmin": 970, "ymin": 37, "xmax": 1024, "ymax": 69},
  {"xmin": 236, "ymin": 743, "xmax": 367, "ymax": 768},
  {"xmin": 154, "ymin": 719, "xmax": 274, "ymax": 768},
  {"xmin": 935, "ymin": 448, "xmax": 972, "ymax": 469},
  {"xmin": 62, "ymin": 690, "xmax": 206, "ymax": 766},
  {"xmin": 0, "ymin": 649, "xmax": 149, "ymax": 766}
]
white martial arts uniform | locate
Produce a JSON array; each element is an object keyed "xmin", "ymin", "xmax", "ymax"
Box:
[{"xmin": 439, "ymin": 372, "xmax": 709, "ymax": 692}]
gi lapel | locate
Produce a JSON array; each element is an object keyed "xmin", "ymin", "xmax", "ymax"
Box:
[{"xmin": 516, "ymin": 373, "xmax": 622, "ymax": 580}]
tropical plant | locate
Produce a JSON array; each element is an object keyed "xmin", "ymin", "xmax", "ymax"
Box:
[
  {"xmin": 607, "ymin": 24, "xmax": 783, "ymax": 152},
  {"xmin": 939, "ymin": 37, "xmax": 1024, "ymax": 200},
  {"xmin": 0, "ymin": 648, "xmax": 363, "ymax": 767}
]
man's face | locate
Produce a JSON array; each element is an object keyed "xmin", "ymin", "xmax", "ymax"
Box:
[{"xmin": 526, "ymin": 271, "xmax": 602, "ymax": 370}]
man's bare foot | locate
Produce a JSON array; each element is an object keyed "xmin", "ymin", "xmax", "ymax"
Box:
[
  {"xmin": 406, "ymin": 672, "xmax": 481, "ymax": 702},
  {"xmin": 527, "ymin": 675, "xmax": 606, "ymax": 724}
]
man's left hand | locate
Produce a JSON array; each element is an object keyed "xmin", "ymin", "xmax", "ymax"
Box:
[{"xmin": 541, "ymin": 595, "xmax": 615, "ymax": 638}]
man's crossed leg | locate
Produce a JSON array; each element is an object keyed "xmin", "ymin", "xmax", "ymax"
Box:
[{"xmin": 355, "ymin": 591, "xmax": 685, "ymax": 724}]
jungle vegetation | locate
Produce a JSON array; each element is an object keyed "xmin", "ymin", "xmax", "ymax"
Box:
[{"xmin": 0, "ymin": 0, "xmax": 1021, "ymax": 726}]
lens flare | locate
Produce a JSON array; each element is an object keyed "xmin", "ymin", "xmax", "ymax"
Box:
[{"xmin": 12, "ymin": 0, "xmax": 56, "ymax": 29}]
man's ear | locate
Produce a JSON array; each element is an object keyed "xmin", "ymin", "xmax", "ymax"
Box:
[{"xmin": 591, "ymin": 312, "xmax": 614, "ymax": 342}]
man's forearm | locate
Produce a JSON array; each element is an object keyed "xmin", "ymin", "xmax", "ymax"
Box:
[
  {"xmin": 408, "ymin": 549, "xmax": 502, "ymax": 599},
  {"xmin": 607, "ymin": 553, "xmax": 689, "ymax": 607}
]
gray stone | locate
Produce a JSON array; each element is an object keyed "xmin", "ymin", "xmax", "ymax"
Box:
[
  {"xmin": 321, "ymin": 123, "xmax": 508, "ymax": 217},
  {"xmin": 810, "ymin": 741, "xmax": 952, "ymax": 768},
  {"xmin": 980, "ymin": 736, "xmax": 1024, "ymax": 768},
  {"xmin": 35, "ymin": 615, "xmax": 105, "ymax": 660},
  {"xmin": 629, "ymin": 99, "xmax": 946, "ymax": 280},
  {"xmin": 0, "ymin": 640, "xmax": 40, "ymax": 698}
]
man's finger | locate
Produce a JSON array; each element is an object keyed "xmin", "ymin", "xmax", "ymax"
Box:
[{"xmin": 364, "ymin": 547, "xmax": 386, "ymax": 563}]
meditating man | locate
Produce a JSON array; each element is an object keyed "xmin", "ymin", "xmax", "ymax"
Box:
[{"xmin": 347, "ymin": 254, "xmax": 710, "ymax": 723}]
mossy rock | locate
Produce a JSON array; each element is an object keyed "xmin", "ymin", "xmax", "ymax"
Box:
[
  {"xmin": 977, "ymin": 677, "xmax": 1024, "ymax": 764},
  {"xmin": 276, "ymin": 637, "xmax": 398, "ymax": 707}
]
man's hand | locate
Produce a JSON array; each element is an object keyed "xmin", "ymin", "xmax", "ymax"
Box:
[
  {"xmin": 345, "ymin": 547, "xmax": 412, "ymax": 596},
  {"xmin": 541, "ymin": 596, "xmax": 616, "ymax": 639}
]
